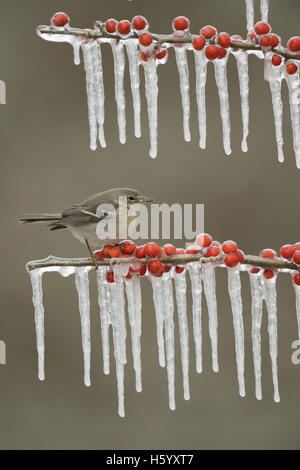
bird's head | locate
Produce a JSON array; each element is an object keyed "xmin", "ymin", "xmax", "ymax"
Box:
[{"xmin": 108, "ymin": 188, "xmax": 153, "ymax": 208}]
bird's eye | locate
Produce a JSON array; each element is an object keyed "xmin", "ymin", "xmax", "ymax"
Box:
[{"xmin": 128, "ymin": 196, "xmax": 136, "ymax": 202}]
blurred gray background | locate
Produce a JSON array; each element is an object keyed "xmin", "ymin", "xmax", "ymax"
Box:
[{"xmin": 0, "ymin": 0, "xmax": 300, "ymax": 450}]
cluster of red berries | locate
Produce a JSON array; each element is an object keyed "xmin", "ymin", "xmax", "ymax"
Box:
[
  {"xmin": 192, "ymin": 24, "xmax": 231, "ymax": 61},
  {"xmin": 250, "ymin": 22, "xmax": 299, "ymax": 75}
]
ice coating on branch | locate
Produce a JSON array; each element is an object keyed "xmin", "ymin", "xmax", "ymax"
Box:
[
  {"xmin": 36, "ymin": 29, "xmax": 82, "ymax": 65},
  {"xmin": 249, "ymin": 273, "xmax": 263, "ymax": 400},
  {"xmin": 202, "ymin": 264, "xmax": 219, "ymax": 373},
  {"xmin": 82, "ymin": 42, "xmax": 98, "ymax": 151},
  {"xmin": 264, "ymin": 56, "xmax": 284, "ymax": 162},
  {"xmin": 29, "ymin": 269, "xmax": 45, "ymax": 381},
  {"xmin": 194, "ymin": 50, "xmax": 208, "ymax": 149},
  {"xmin": 245, "ymin": 0, "xmax": 254, "ymax": 32},
  {"xmin": 110, "ymin": 40, "xmax": 126, "ymax": 144},
  {"xmin": 75, "ymin": 267, "xmax": 91, "ymax": 387},
  {"xmin": 174, "ymin": 271, "xmax": 190, "ymax": 400},
  {"xmin": 294, "ymin": 284, "xmax": 300, "ymax": 343},
  {"xmin": 286, "ymin": 72, "xmax": 300, "ymax": 169},
  {"xmin": 234, "ymin": 51, "xmax": 249, "ymax": 152},
  {"xmin": 260, "ymin": 0, "xmax": 269, "ymax": 22},
  {"xmin": 214, "ymin": 56, "xmax": 231, "ymax": 155},
  {"xmin": 151, "ymin": 276, "xmax": 165, "ymax": 367},
  {"xmin": 107, "ymin": 278, "xmax": 127, "ymax": 417},
  {"xmin": 125, "ymin": 39, "xmax": 141, "ymax": 138},
  {"xmin": 188, "ymin": 262, "xmax": 202, "ymax": 374},
  {"xmin": 227, "ymin": 268, "xmax": 245, "ymax": 397},
  {"xmin": 96, "ymin": 267, "xmax": 111, "ymax": 375},
  {"xmin": 125, "ymin": 277, "xmax": 142, "ymax": 393},
  {"xmin": 174, "ymin": 47, "xmax": 191, "ymax": 142},
  {"xmin": 263, "ymin": 276, "xmax": 280, "ymax": 403},
  {"xmin": 143, "ymin": 58, "xmax": 158, "ymax": 158},
  {"xmin": 162, "ymin": 275, "xmax": 176, "ymax": 410}
]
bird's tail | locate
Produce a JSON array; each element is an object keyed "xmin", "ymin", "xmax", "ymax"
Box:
[{"xmin": 18, "ymin": 214, "xmax": 62, "ymax": 224}]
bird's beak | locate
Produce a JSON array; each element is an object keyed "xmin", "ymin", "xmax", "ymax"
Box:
[{"xmin": 139, "ymin": 195, "xmax": 153, "ymax": 203}]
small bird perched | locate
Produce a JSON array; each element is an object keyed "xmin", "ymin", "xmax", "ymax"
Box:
[{"xmin": 19, "ymin": 188, "xmax": 153, "ymax": 258}]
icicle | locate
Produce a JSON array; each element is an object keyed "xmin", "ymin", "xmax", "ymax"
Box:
[
  {"xmin": 260, "ymin": 0, "xmax": 269, "ymax": 22},
  {"xmin": 174, "ymin": 47, "xmax": 191, "ymax": 142},
  {"xmin": 174, "ymin": 270, "xmax": 190, "ymax": 401},
  {"xmin": 162, "ymin": 275, "xmax": 176, "ymax": 410},
  {"xmin": 29, "ymin": 269, "xmax": 45, "ymax": 381},
  {"xmin": 96, "ymin": 267, "xmax": 111, "ymax": 375},
  {"xmin": 227, "ymin": 268, "xmax": 245, "ymax": 397},
  {"xmin": 245, "ymin": 0, "xmax": 254, "ymax": 32},
  {"xmin": 249, "ymin": 273, "xmax": 264, "ymax": 400},
  {"xmin": 202, "ymin": 264, "xmax": 219, "ymax": 373},
  {"xmin": 82, "ymin": 42, "xmax": 97, "ymax": 151},
  {"xmin": 263, "ymin": 276, "xmax": 280, "ymax": 403},
  {"xmin": 194, "ymin": 50, "xmax": 208, "ymax": 149},
  {"xmin": 92, "ymin": 41, "xmax": 106, "ymax": 148},
  {"xmin": 107, "ymin": 278, "xmax": 127, "ymax": 417},
  {"xmin": 125, "ymin": 277, "xmax": 142, "ymax": 393},
  {"xmin": 71, "ymin": 37, "xmax": 82, "ymax": 65},
  {"xmin": 234, "ymin": 51, "xmax": 250, "ymax": 152},
  {"xmin": 214, "ymin": 57, "xmax": 231, "ymax": 155},
  {"xmin": 188, "ymin": 262, "xmax": 202, "ymax": 374},
  {"xmin": 143, "ymin": 58, "xmax": 158, "ymax": 158},
  {"xmin": 74, "ymin": 267, "xmax": 92, "ymax": 387},
  {"xmin": 264, "ymin": 57, "xmax": 284, "ymax": 162},
  {"xmin": 286, "ymin": 72, "xmax": 300, "ymax": 169},
  {"xmin": 151, "ymin": 276, "xmax": 165, "ymax": 367},
  {"xmin": 125, "ymin": 39, "xmax": 141, "ymax": 138},
  {"xmin": 294, "ymin": 284, "xmax": 300, "ymax": 343},
  {"xmin": 110, "ymin": 40, "xmax": 126, "ymax": 144}
]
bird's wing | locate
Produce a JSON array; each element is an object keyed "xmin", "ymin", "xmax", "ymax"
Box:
[{"xmin": 61, "ymin": 204, "xmax": 109, "ymax": 226}]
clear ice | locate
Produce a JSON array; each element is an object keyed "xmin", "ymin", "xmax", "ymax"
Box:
[
  {"xmin": 125, "ymin": 276, "xmax": 142, "ymax": 393},
  {"xmin": 143, "ymin": 58, "xmax": 158, "ymax": 158},
  {"xmin": 265, "ymin": 55, "xmax": 284, "ymax": 162},
  {"xmin": 286, "ymin": 71, "xmax": 300, "ymax": 169},
  {"xmin": 214, "ymin": 56, "xmax": 231, "ymax": 155},
  {"xmin": 249, "ymin": 272, "xmax": 264, "ymax": 400},
  {"xmin": 125, "ymin": 39, "xmax": 142, "ymax": 138},
  {"xmin": 194, "ymin": 50, "xmax": 208, "ymax": 149},
  {"xmin": 260, "ymin": 0, "xmax": 269, "ymax": 22},
  {"xmin": 175, "ymin": 47, "xmax": 191, "ymax": 143},
  {"xmin": 294, "ymin": 284, "xmax": 300, "ymax": 343},
  {"xmin": 234, "ymin": 51, "xmax": 249, "ymax": 152},
  {"xmin": 188, "ymin": 262, "xmax": 203, "ymax": 374},
  {"xmin": 245, "ymin": 0, "xmax": 254, "ymax": 32},
  {"xmin": 202, "ymin": 264, "xmax": 219, "ymax": 373},
  {"xmin": 110, "ymin": 40, "xmax": 126, "ymax": 145}
]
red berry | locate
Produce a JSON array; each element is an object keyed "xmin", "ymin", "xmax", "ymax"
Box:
[
  {"xmin": 102, "ymin": 245, "xmax": 114, "ymax": 258},
  {"xmin": 148, "ymin": 260, "xmax": 164, "ymax": 277},
  {"xmin": 106, "ymin": 271, "xmax": 114, "ymax": 283},
  {"xmin": 287, "ymin": 36, "xmax": 300, "ymax": 52},
  {"xmin": 136, "ymin": 246, "xmax": 146, "ymax": 258},
  {"xmin": 260, "ymin": 34, "xmax": 273, "ymax": 47},
  {"xmin": 225, "ymin": 253, "xmax": 239, "ymax": 268},
  {"xmin": 260, "ymin": 248, "xmax": 276, "ymax": 259},
  {"xmin": 218, "ymin": 33, "xmax": 231, "ymax": 48},
  {"xmin": 155, "ymin": 49, "xmax": 167, "ymax": 60},
  {"xmin": 280, "ymin": 244, "xmax": 295, "ymax": 260},
  {"xmin": 263, "ymin": 269, "xmax": 275, "ymax": 280},
  {"xmin": 105, "ymin": 19, "xmax": 117, "ymax": 34},
  {"xmin": 250, "ymin": 32, "xmax": 257, "ymax": 42},
  {"xmin": 222, "ymin": 240, "xmax": 238, "ymax": 254},
  {"xmin": 144, "ymin": 242, "xmax": 161, "ymax": 258},
  {"xmin": 250, "ymin": 267, "xmax": 261, "ymax": 274},
  {"xmin": 193, "ymin": 36, "xmax": 206, "ymax": 51},
  {"xmin": 205, "ymin": 246, "xmax": 220, "ymax": 258},
  {"xmin": 293, "ymin": 273, "xmax": 300, "ymax": 286},
  {"xmin": 93, "ymin": 250, "xmax": 104, "ymax": 259},
  {"xmin": 201, "ymin": 26, "xmax": 216, "ymax": 39},
  {"xmin": 139, "ymin": 265, "xmax": 147, "ymax": 276},
  {"xmin": 230, "ymin": 35, "xmax": 243, "ymax": 52},
  {"xmin": 294, "ymin": 242, "xmax": 300, "ymax": 250},
  {"xmin": 293, "ymin": 250, "xmax": 300, "ymax": 265},
  {"xmin": 140, "ymin": 52, "xmax": 148, "ymax": 62},
  {"xmin": 126, "ymin": 272, "xmax": 132, "ymax": 280},
  {"xmin": 132, "ymin": 16, "xmax": 147, "ymax": 31},
  {"xmin": 272, "ymin": 54, "xmax": 282, "ymax": 66},
  {"xmin": 237, "ymin": 249, "xmax": 245, "ymax": 263},
  {"xmin": 186, "ymin": 245, "xmax": 198, "ymax": 254},
  {"xmin": 163, "ymin": 244, "xmax": 176, "ymax": 256},
  {"xmin": 120, "ymin": 240, "xmax": 136, "ymax": 255},
  {"xmin": 164, "ymin": 265, "xmax": 171, "ymax": 273},
  {"xmin": 176, "ymin": 248, "xmax": 185, "ymax": 255},
  {"xmin": 108, "ymin": 246, "xmax": 121, "ymax": 258},
  {"xmin": 196, "ymin": 233, "xmax": 212, "ymax": 248},
  {"xmin": 286, "ymin": 63, "xmax": 298, "ymax": 75},
  {"xmin": 173, "ymin": 16, "xmax": 189, "ymax": 31},
  {"xmin": 217, "ymin": 47, "xmax": 227, "ymax": 59},
  {"xmin": 117, "ymin": 20, "xmax": 131, "ymax": 36},
  {"xmin": 254, "ymin": 22, "xmax": 271, "ymax": 35},
  {"xmin": 212, "ymin": 241, "xmax": 221, "ymax": 247},
  {"xmin": 271, "ymin": 34, "xmax": 280, "ymax": 47},
  {"xmin": 51, "ymin": 12, "xmax": 69, "ymax": 27},
  {"xmin": 175, "ymin": 266, "xmax": 185, "ymax": 274},
  {"xmin": 139, "ymin": 33, "xmax": 152, "ymax": 46}
]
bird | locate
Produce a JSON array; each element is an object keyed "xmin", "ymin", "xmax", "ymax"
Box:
[{"xmin": 19, "ymin": 188, "xmax": 153, "ymax": 259}]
